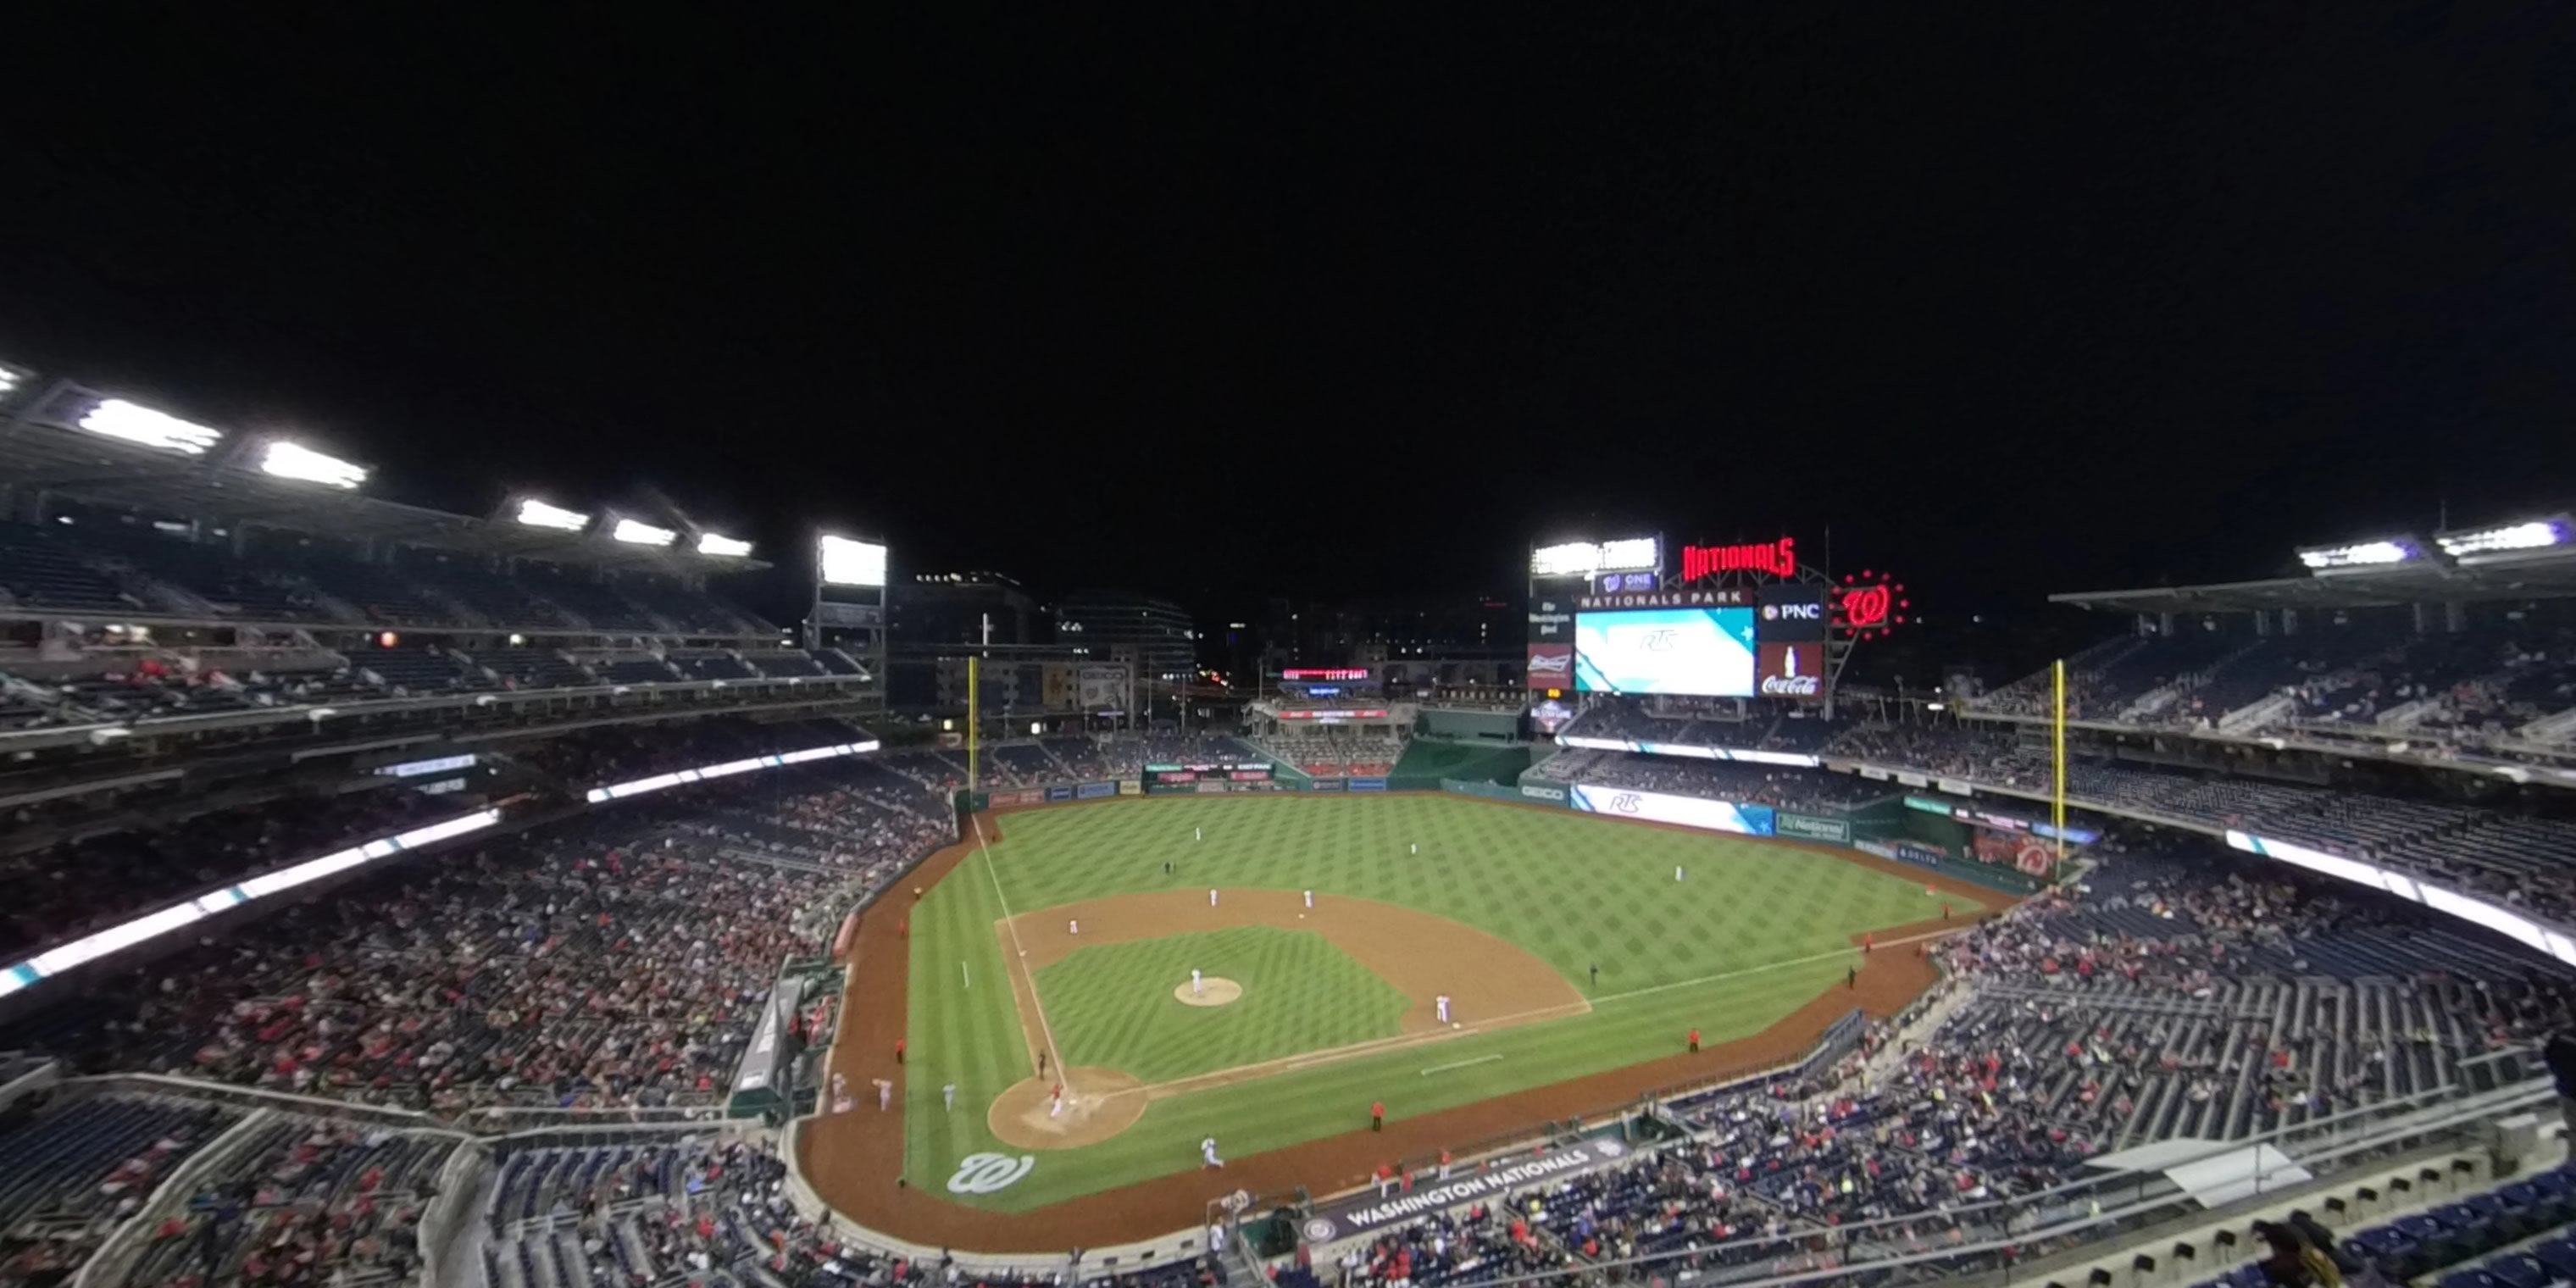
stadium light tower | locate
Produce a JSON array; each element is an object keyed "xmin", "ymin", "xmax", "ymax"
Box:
[
  {"xmin": 258, "ymin": 439, "xmax": 369, "ymax": 490},
  {"xmin": 809, "ymin": 531, "xmax": 890, "ymax": 690},
  {"xmin": 0, "ymin": 359, "xmax": 27, "ymax": 405}
]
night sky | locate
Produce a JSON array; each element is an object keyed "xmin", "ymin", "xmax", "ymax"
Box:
[{"xmin": 4, "ymin": 7, "xmax": 2573, "ymax": 629}]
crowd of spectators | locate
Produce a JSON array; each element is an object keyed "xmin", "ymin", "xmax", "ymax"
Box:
[
  {"xmin": 509, "ymin": 718, "xmax": 871, "ymax": 790},
  {"xmin": 1326, "ymin": 1201, "xmax": 1579, "ymax": 1287},
  {"xmin": 1530, "ymin": 751, "xmax": 1885, "ymax": 813},
  {"xmin": 0, "ymin": 787, "xmax": 460, "ymax": 962},
  {"xmin": 119, "ymin": 1114, "xmax": 454, "ymax": 1288},
  {"xmin": 487, "ymin": 1135, "xmax": 820, "ymax": 1288},
  {"xmin": 3, "ymin": 760, "xmax": 947, "ymax": 1117},
  {"xmin": 1968, "ymin": 626, "xmax": 2576, "ymax": 749},
  {"xmin": 0, "ymin": 515, "xmax": 774, "ymax": 637},
  {"xmin": 0, "ymin": 640, "xmax": 865, "ymax": 735},
  {"xmin": 1557, "ymin": 698, "xmax": 1845, "ymax": 757},
  {"xmin": 1256, "ymin": 733, "xmax": 1405, "ymax": 776},
  {"xmin": 0, "ymin": 1094, "xmax": 233, "ymax": 1285},
  {"xmin": 1530, "ymin": 713, "xmax": 2576, "ymax": 926},
  {"xmin": 1330, "ymin": 835, "xmax": 2567, "ymax": 1286}
]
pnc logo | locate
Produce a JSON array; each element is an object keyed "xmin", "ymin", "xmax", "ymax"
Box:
[{"xmin": 1764, "ymin": 602, "xmax": 1824, "ymax": 621}]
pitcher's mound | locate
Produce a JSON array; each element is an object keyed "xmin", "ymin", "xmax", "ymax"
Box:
[
  {"xmin": 1174, "ymin": 977, "xmax": 1243, "ymax": 1007},
  {"xmin": 988, "ymin": 1068, "xmax": 1146, "ymax": 1150}
]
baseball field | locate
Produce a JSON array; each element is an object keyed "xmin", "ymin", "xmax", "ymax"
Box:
[{"xmin": 801, "ymin": 792, "xmax": 1994, "ymax": 1247}]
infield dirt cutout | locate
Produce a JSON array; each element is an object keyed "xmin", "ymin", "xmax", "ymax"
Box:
[
  {"xmin": 1174, "ymin": 976, "xmax": 1244, "ymax": 1006},
  {"xmin": 988, "ymin": 1067, "xmax": 1147, "ymax": 1150},
  {"xmin": 990, "ymin": 887, "xmax": 1589, "ymax": 1133}
]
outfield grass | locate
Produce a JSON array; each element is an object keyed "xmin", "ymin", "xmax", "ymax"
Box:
[
  {"xmin": 1039, "ymin": 927, "xmax": 1408, "ymax": 1083},
  {"xmin": 899, "ymin": 794, "xmax": 1975, "ymax": 1211}
]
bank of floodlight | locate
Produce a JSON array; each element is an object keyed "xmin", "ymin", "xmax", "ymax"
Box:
[
  {"xmin": 514, "ymin": 498, "xmax": 592, "ymax": 531},
  {"xmin": 259, "ymin": 439, "xmax": 369, "ymax": 490},
  {"xmin": 78, "ymin": 398, "xmax": 225, "ymax": 455},
  {"xmin": 2296, "ymin": 538, "xmax": 2421, "ymax": 572},
  {"xmin": 697, "ymin": 531, "xmax": 753, "ymax": 558},
  {"xmin": 2438, "ymin": 517, "xmax": 2571, "ymax": 558},
  {"xmin": 611, "ymin": 517, "xmax": 678, "ymax": 547}
]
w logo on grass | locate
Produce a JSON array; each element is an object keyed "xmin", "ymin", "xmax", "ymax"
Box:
[{"xmin": 947, "ymin": 1152, "xmax": 1035, "ymax": 1194}]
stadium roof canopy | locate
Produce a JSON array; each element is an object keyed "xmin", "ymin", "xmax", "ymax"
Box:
[
  {"xmin": 2055, "ymin": 518, "xmax": 2576, "ymax": 613},
  {"xmin": 0, "ymin": 395, "xmax": 768, "ymax": 575}
]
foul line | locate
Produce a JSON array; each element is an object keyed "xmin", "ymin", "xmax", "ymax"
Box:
[
  {"xmin": 1420, "ymin": 1053, "xmax": 1504, "ymax": 1077},
  {"xmin": 971, "ymin": 813, "xmax": 1064, "ymax": 1082},
  {"xmin": 1107, "ymin": 924, "xmax": 1967, "ymax": 1102}
]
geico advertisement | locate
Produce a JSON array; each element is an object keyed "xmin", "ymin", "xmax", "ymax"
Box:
[{"xmin": 1569, "ymin": 785, "xmax": 1776, "ymax": 836}]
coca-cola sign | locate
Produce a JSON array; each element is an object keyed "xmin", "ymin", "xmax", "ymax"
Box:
[{"xmin": 1757, "ymin": 642, "xmax": 1825, "ymax": 701}]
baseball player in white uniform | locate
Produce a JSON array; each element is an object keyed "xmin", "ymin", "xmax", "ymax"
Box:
[
  {"xmin": 1069, "ymin": 918, "xmax": 1080, "ymax": 935},
  {"xmin": 1191, "ymin": 969, "xmax": 1203, "ymax": 996},
  {"xmin": 1202, "ymin": 1137, "xmax": 1224, "ymax": 1169},
  {"xmin": 1304, "ymin": 889, "xmax": 1314, "ymax": 908},
  {"xmin": 1435, "ymin": 995, "xmax": 1452, "ymax": 1024},
  {"xmin": 1209, "ymin": 888, "xmax": 1219, "ymax": 908}
]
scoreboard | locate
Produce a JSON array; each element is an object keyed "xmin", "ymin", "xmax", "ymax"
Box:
[{"xmin": 1142, "ymin": 761, "xmax": 1274, "ymax": 787}]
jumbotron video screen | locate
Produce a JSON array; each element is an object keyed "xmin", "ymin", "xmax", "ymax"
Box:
[{"xmin": 1572, "ymin": 584, "xmax": 1827, "ymax": 699}]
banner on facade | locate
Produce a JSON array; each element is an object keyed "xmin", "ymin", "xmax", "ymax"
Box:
[
  {"xmin": 1301, "ymin": 1137, "xmax": 1636, "ymax": 1244},
  {"xmin": 1774, "ymin": 811, "xmax": 1852, "ymax": 844}
]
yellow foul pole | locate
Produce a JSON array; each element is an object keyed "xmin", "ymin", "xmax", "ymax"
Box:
[
  {"xmin": 2051, "ymin": 658, "xmax": 2067, "ymax": 880},
  {"xmin": 968, "ymin": 656, "xmax": 980, "ymax": 791}
]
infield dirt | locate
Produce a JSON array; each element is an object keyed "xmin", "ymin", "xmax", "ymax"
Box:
[{"xmin": 797, "ymin": 798, "xmax": 2000, "ymax": 1252}]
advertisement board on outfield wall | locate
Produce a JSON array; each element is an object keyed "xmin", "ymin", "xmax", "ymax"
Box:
[
  {"xmin": 1078, "ymin": 780, "xmax": 1117, "ymax": 799},
  {"xmin": 1348, "ymin": 777, "xmax": 1388, "ymax": 792},
  {"xmin": 1568, "ymin": 784, "xmax": 1775, "ymax": 836},
  {"xmin": 1045, "ymin": 785, "xmax": 1075, "ymax": 802},
  {"xmin": 1857, "ymin": 838, "xmax": 1947, "ymax": 868},
  {"xmin": 1774, "ymin": 811, "xmax": 1852, "ymax": 843},
  {"xmin": 1519, "ymin": 784, "xmax": 1567, "ymax": 802},
  {"xmin": 1525, "ymin": 643, "xmax": 1573, "ymax": 690}
]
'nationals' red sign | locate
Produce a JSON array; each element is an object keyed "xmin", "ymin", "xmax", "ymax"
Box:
[{"xmin": 1682, "ymin": 537, "xmax": 1798, "ymax": 582}]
